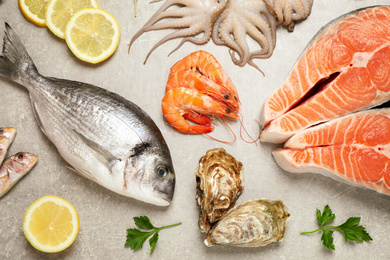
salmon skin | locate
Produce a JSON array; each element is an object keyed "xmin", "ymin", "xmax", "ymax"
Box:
[
  {"xmin": 261, "ymin": 6, "xmax": 390, "ymax": 143},
  {"xmin": 273, "ymin": 109, "xmax": 390, "ymax": 196}
]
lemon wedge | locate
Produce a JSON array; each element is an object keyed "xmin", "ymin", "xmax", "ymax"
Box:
[
  {"xmin": 23, "ymin": 195, "xmax": 79, "ymax": 253},
  {"xmin": 45, "ymin": 0, "xmax": 99, "ymax": 39},
  {"xmin": 65, "ymin": 7, "xmax": 120, "ymax": 64},
  {"xmin": 19, "ymin": 0, "xmax": 49, "ymax": 27}
]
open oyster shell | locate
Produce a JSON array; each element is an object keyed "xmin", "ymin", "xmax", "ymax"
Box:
[
  {"xmin": 196, "ymin": 148, "xmax": 244, "ymax": 233},
  {"xmin": 204, "ymin": 199, "xmax": 290, "ymax": 247}
]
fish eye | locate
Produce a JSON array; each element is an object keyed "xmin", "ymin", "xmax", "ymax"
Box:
[
  {"xmin": 234, "ymin": 96, "xmax": 238, "ymax": 101},
  {"xmin": 0, "ymin": 129, "xmax": 3, "ymax": 134},
  {"xmin": 226, "ymin": 108, "xmax": 231, "ymax": 114},
  {"xmin": 17, "ymin": 153, "xmax": 24, "ymax": 160},
  {"xmin": 224, "ymin": 94, "xmax": 230, "ymax": 100},
  {"xmin": 157, "ymin": 166, "xmax": 167, "ymax": 177}
]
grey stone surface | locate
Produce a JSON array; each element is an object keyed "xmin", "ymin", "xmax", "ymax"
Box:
[{"xmin": 0, "ymin": 0, "xmax": 389, "ymax": 259}]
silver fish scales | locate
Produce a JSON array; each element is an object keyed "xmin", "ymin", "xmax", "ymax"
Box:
[{"xmin": 0, "ymin": 23, "xmax": 175, "ymax": 206}]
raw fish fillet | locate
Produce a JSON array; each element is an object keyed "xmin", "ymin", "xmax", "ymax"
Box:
[
  {"xmin": 261, "ymin": 6, "xmax": 390, "ymax": 143},
  {"xmin": 273, "ymin": 109, "xmax": 390, "ymax": 196}
]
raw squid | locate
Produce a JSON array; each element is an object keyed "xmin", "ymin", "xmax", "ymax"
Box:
[
  {"xmin": 261, "ymin": 6, "xmax": 390, "ymax": 143},
  {"xmin": 128, "ymin": 0, "xmax": 313, "ymax": 71},
  {"xmin": 273, "ymin": 109, "xmax": 390, "ymax": 196}
]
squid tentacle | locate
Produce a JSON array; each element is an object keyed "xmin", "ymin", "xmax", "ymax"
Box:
[
  {"xmin": 129, "ymin": 0, "xmax": 313, "ymax": 72},
  {"xmin": 143, "ymin": 22, "xmax": 210, "ymax": 63}
]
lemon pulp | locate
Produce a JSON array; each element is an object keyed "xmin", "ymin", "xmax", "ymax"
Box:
[{"xmin": 23, "ymin": 195, "xmax": 79, "ymax": 253}]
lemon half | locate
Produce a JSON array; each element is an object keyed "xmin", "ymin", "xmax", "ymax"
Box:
[
  {"xmin": 45, "ymin": 0, "xmax": 99, "ymax": 39},
  {"xmin": 19, "ymin": 0, "xmax": 49, "ymax": 27},
  {"xmin": 65, "ymin": 7, "xmax": 120, "ymax": 64},
  {"xmin": 23, "ymin": 195, "xmax": 79, "ymax": 253}
]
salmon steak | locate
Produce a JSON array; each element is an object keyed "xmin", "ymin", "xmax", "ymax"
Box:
[
  {"xmin": 273, "ymin": 109, "xmax": 390, "ymax": 196},
  {"xmin": 261, "ymin": 6, "xmax": 390, "ymax": 143}
]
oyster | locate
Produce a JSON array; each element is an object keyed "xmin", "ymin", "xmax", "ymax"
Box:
[
  {"xmin": 204, "ymin": 199, "xmax": 290, "ymax": 247},
  {"xmin": 195, "ymin": 148, "xmax": 244, "ymax": 233}
]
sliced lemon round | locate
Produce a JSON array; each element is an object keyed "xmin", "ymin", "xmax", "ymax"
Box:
[
  {"xmin": 65, "ymin": 8, "xmax": 120, "ymax": 64},
  {"xmin": 23, "ymin": 195, "xmax": 79, "ymax": 253},
  {"xmin": 19, "ymin": 0, "xmax": 49, "ymax": 27},
  {"xmin": 45, "ymin": 0, "xmax": 99, "ymax": 39}
]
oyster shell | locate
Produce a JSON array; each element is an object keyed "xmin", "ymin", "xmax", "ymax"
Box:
[
  {"xmin": 204, "ymin": 199, "xmax": 290, "ymax": 247},
  {"xmin": 195, "ymin": 148, "xmax": 244, "ymax": 233}
]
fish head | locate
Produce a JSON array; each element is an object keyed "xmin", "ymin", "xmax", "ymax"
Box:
[
  {"xmin": 124, "ymin": 146, "xmax": 175, "ymax": 206},
  {"xmin": 0, "ymin": 127, "xmax": 17, "ymax": 139},
  {"xmin": 8, "ymin": 152, "xmax": 38, "ymax": 174}
]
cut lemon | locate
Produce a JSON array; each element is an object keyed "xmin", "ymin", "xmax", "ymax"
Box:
[
  {"xmin": 23, "ymin": 195, "xmax": 79, "ymax": 253},
  {"xmin": 45, "ymin": 0, "xmax": 99, "ymax": 39},
  {"xmin": 19, "ymin": 0, "xmax": 49, "ymax": 27},
  {"xmin": 65, "ymin": 8, "xmax": 120, "ymax": 64}
]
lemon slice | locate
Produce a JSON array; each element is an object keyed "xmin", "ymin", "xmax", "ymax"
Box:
[
  {"xmin": 45, "ymin": 0, "xmax": 99, "ymax": 39},
  {"xmin": 19, "ymin": 0, "xmax": 49, "ymax": 27},
  {"xmin": 23, "ymin": 195, "xmax": 79, "ymax": 253},
  {"xmin": 65, "ymin": 8, "xmax": 120, "ymax": 64}
]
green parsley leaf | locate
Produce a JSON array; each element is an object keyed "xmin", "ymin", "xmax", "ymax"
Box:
[
  {"xmin": 134, "ymin": 216, "xmax": 155, "ymax": 230},
  {"xmin": 149, "ymin": 232, "xmax": 159, "ymax": 255},
  {"xmin": 338, "ymin": 217, "xmax": 373, "ymax": 243},
  {"xmin": 321, "ymin": 229, "xmax": 335, "ymax": 250},
  {"xmin": 317, "ymin": 205, "xmax": 335, "ymax": 226},
  {"xmin": 301, "ymin": 205, "xmax": 372, "ymax": 250},
  {"xmin": 125, "ymin": 216, "xmax": 181, "ymax": 255},
  {"xmin": 125, "ymin": 228, "xmax": 152, "ymax": 250}
]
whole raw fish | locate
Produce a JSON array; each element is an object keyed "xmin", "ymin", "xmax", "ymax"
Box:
[
  {"xmin": 0, "ymin": 152, "xmax": 38, "ymax": 198},
  {"xmin": 0, "ymin": 23, "xmax": 175, "ymax": 206},
  {"xmin": 0, "ymin": 127, "xmax": 16, "ymax": 163}
]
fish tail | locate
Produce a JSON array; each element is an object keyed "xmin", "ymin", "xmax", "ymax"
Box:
[{"xmin": 0, "ymin": 23, "xmax": 39, "ymax": 83}]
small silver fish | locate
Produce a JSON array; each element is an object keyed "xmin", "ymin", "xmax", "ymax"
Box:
[
  {"xmin": 0, "ymin": 23, "xmax": 175, "ymax": 206},
  {"xmin": 0, "ymin": 152, "xmax": 38, "ymax": 198},
  {"xmin": 0, "ymin": 127, "xmax": 16, "ymax": 163}
]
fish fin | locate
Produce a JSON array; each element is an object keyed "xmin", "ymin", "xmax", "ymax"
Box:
[
  {"xmin": 66, "ymin": 165, "xmax": 98, "ymax": 182},
  {"xmin": 73, "ymin": 130, "xmax": 120, "ymax": 163},
  {"xmin": 0, "ymin": 23, "xmax": 38, "ymax": 82},
  {"xmin": 30, "ymin": 97, "xmax": 47, "ymax": 136}
]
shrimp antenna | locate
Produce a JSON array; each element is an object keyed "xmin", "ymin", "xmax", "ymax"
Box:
[
  {"xmin": 204, "ymin": 116, "xmax": 236, "ymax": 144},
  {"xmin": 238, "ymin": 112, "xmax": 261, "ymax": 144}
]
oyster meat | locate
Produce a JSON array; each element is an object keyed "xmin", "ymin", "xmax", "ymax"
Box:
[
  {"xmin": 204, "ymin": 199, "xmax": 290, "ymax": 247},
  {"xmin": 195, "ymin": 148, "xmax": 244, "ymax": 233}
]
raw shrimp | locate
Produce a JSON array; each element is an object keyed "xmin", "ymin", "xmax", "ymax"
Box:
[
  {"xmin": 162, "ymin": 87, "xmax": 239, "ymax": 134},
  {"xmin": 161, "ymin": 51, "xmax": 241, "ymax": 135},
  {"xmin": 167, "ymin": 50, "xmax": 240, "ymax": 112}
]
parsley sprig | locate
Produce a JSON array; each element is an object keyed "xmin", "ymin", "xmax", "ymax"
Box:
[
  {"xmin": 125, "ymin": 216, "xmax": 182, "ymax": 255},
  {"xmin": 300, "ymin": 205, "xmax": 372, "ymax": 250}
]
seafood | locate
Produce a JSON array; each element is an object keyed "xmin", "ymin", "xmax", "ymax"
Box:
[
  {"xmin": 195, "ymin": 148, "xmax": 243, "ymax": 233},
  {"xmin": 162, "ymin": 51, "xmax": 240, "ymax": 134},
  {"xmin": 273, "ymin": 109, "xmax": 390, "ymax": 196},
  {"xmin": 204, "ymin": 199, "xmax": 290, "ymax": 247},
  {"xmin": 128, "ymin": 0, "xmax": 313, "ymax": 70},
  {"xmin": 264, "ymin": 0, "xmax": 314, "ymax": 31},
  {"xmin": 261, "ymin": 6, "xmax": 390, "ymax": 143},
  {"xmin": 0, "ymin": 152, "xmax": 38, "ymax": 198},
  {"xmin": 0, "ymin": 127, "xmax": 17, "ymax": 163},
  {"xmin": 0, "ymin": 23, "xmax": 175, "ymax": 206},
  {"xmin": 166, "ymin": 50, "xmax": 240, "ymax": 112}
]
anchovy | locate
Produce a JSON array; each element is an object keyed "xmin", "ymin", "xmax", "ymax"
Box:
[
  {"xmin": 0, "ymin": 152, "xmax": 38, "ymax": 198},
  {"xmin": 0, "ymin": 23, "xmax": 175, "ymax": 206}
]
